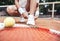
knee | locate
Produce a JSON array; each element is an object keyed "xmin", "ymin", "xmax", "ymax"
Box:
[
  {"xmin": 7, "ymin": 6, "xmax": 12, "ymax": 14},
  {"xmin": 6, "ymin": 5, "xmax": 19, "ymax": 16},
  {"xmin": 7, "ymin": 6, "xmax": 16, "ymax": 14}
]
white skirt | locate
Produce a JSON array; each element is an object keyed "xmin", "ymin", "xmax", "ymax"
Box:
[
  {"xmin": 19, "ymin": 0, "xmax": 39, "ymax": 7},
  {"xmin": 19, "ymin": 0, "xmax": 27, "ymax": 7}
]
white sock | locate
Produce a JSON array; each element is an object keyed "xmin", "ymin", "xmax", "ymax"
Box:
[{"xmin": 27, "ymin": 15, "xmax": 35, "ymax": 25}]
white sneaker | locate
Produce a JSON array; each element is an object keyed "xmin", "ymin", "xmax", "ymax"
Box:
[
  {"xmin": 20, "ymin": 17, "xmax": 25, "ymax": 22},
  {"xmin": 27, "ymin": 15, "xmax": 35, "ymax": 25}
]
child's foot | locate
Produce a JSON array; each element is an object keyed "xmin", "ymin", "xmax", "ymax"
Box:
[{"xmin": 27, "ymin": 15, "xmax": 35, "ymax": 25}]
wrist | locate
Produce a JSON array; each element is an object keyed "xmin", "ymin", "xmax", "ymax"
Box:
[{"xmin": 18, "ymin": 7, "xmax": 25, "ymax": 14}]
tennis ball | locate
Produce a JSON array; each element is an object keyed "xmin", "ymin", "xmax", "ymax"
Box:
[{"xmin": 4, "ymin": 17, "xmax": 15, "ymax": 27}]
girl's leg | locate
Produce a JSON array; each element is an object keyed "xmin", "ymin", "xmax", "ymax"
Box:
[
  {"xmin": 30, "ymin": 0, "xmax": 37, "ymax": 15},
  {"xmin": 27, "ymin": 0, "xmax": 37, "ymax": 25}
]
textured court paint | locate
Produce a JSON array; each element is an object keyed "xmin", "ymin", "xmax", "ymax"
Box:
[{"xmin": 0, "ymin": 28, "xmax": 60, "ymax": 41}]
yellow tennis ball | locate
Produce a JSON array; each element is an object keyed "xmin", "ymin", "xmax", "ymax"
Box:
[{"xmin": 4, "ymin": 17, "xmax": 15, "ymax": 27}]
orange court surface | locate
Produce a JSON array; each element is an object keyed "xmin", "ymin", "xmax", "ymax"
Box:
[{"xmin": 0, "ymin": 17, "xmax": 60, "ymax": 41}]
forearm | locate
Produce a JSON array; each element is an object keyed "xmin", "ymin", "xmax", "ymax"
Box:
[{"xmin": 15, "ymin": 0, "xmax": 20, "ymax": 8}]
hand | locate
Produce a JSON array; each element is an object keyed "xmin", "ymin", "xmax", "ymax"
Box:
[{"xmin": 22, "ymin": 12, "xmax": 28, "ymax": 19}]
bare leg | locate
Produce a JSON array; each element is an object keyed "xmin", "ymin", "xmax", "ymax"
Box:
[{"xmin": 30, "ymin": 0, "xmax": 37, "ymax": 15}]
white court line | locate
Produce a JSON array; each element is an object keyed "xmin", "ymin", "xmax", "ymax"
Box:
[
  {"xmin": 0, "ymin": 23, "xmax": 30, "ymax": 28},
  {"xmin": 50, "ymin": 29, "xmax": 60, "ymax": 35},
  {"xmin": 0, "ymin": 23, "xmax": 30, "ymax": 30},
  {"xmin": 13, "ymin": 24, "xmax": 30, "ymax": 27}
]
